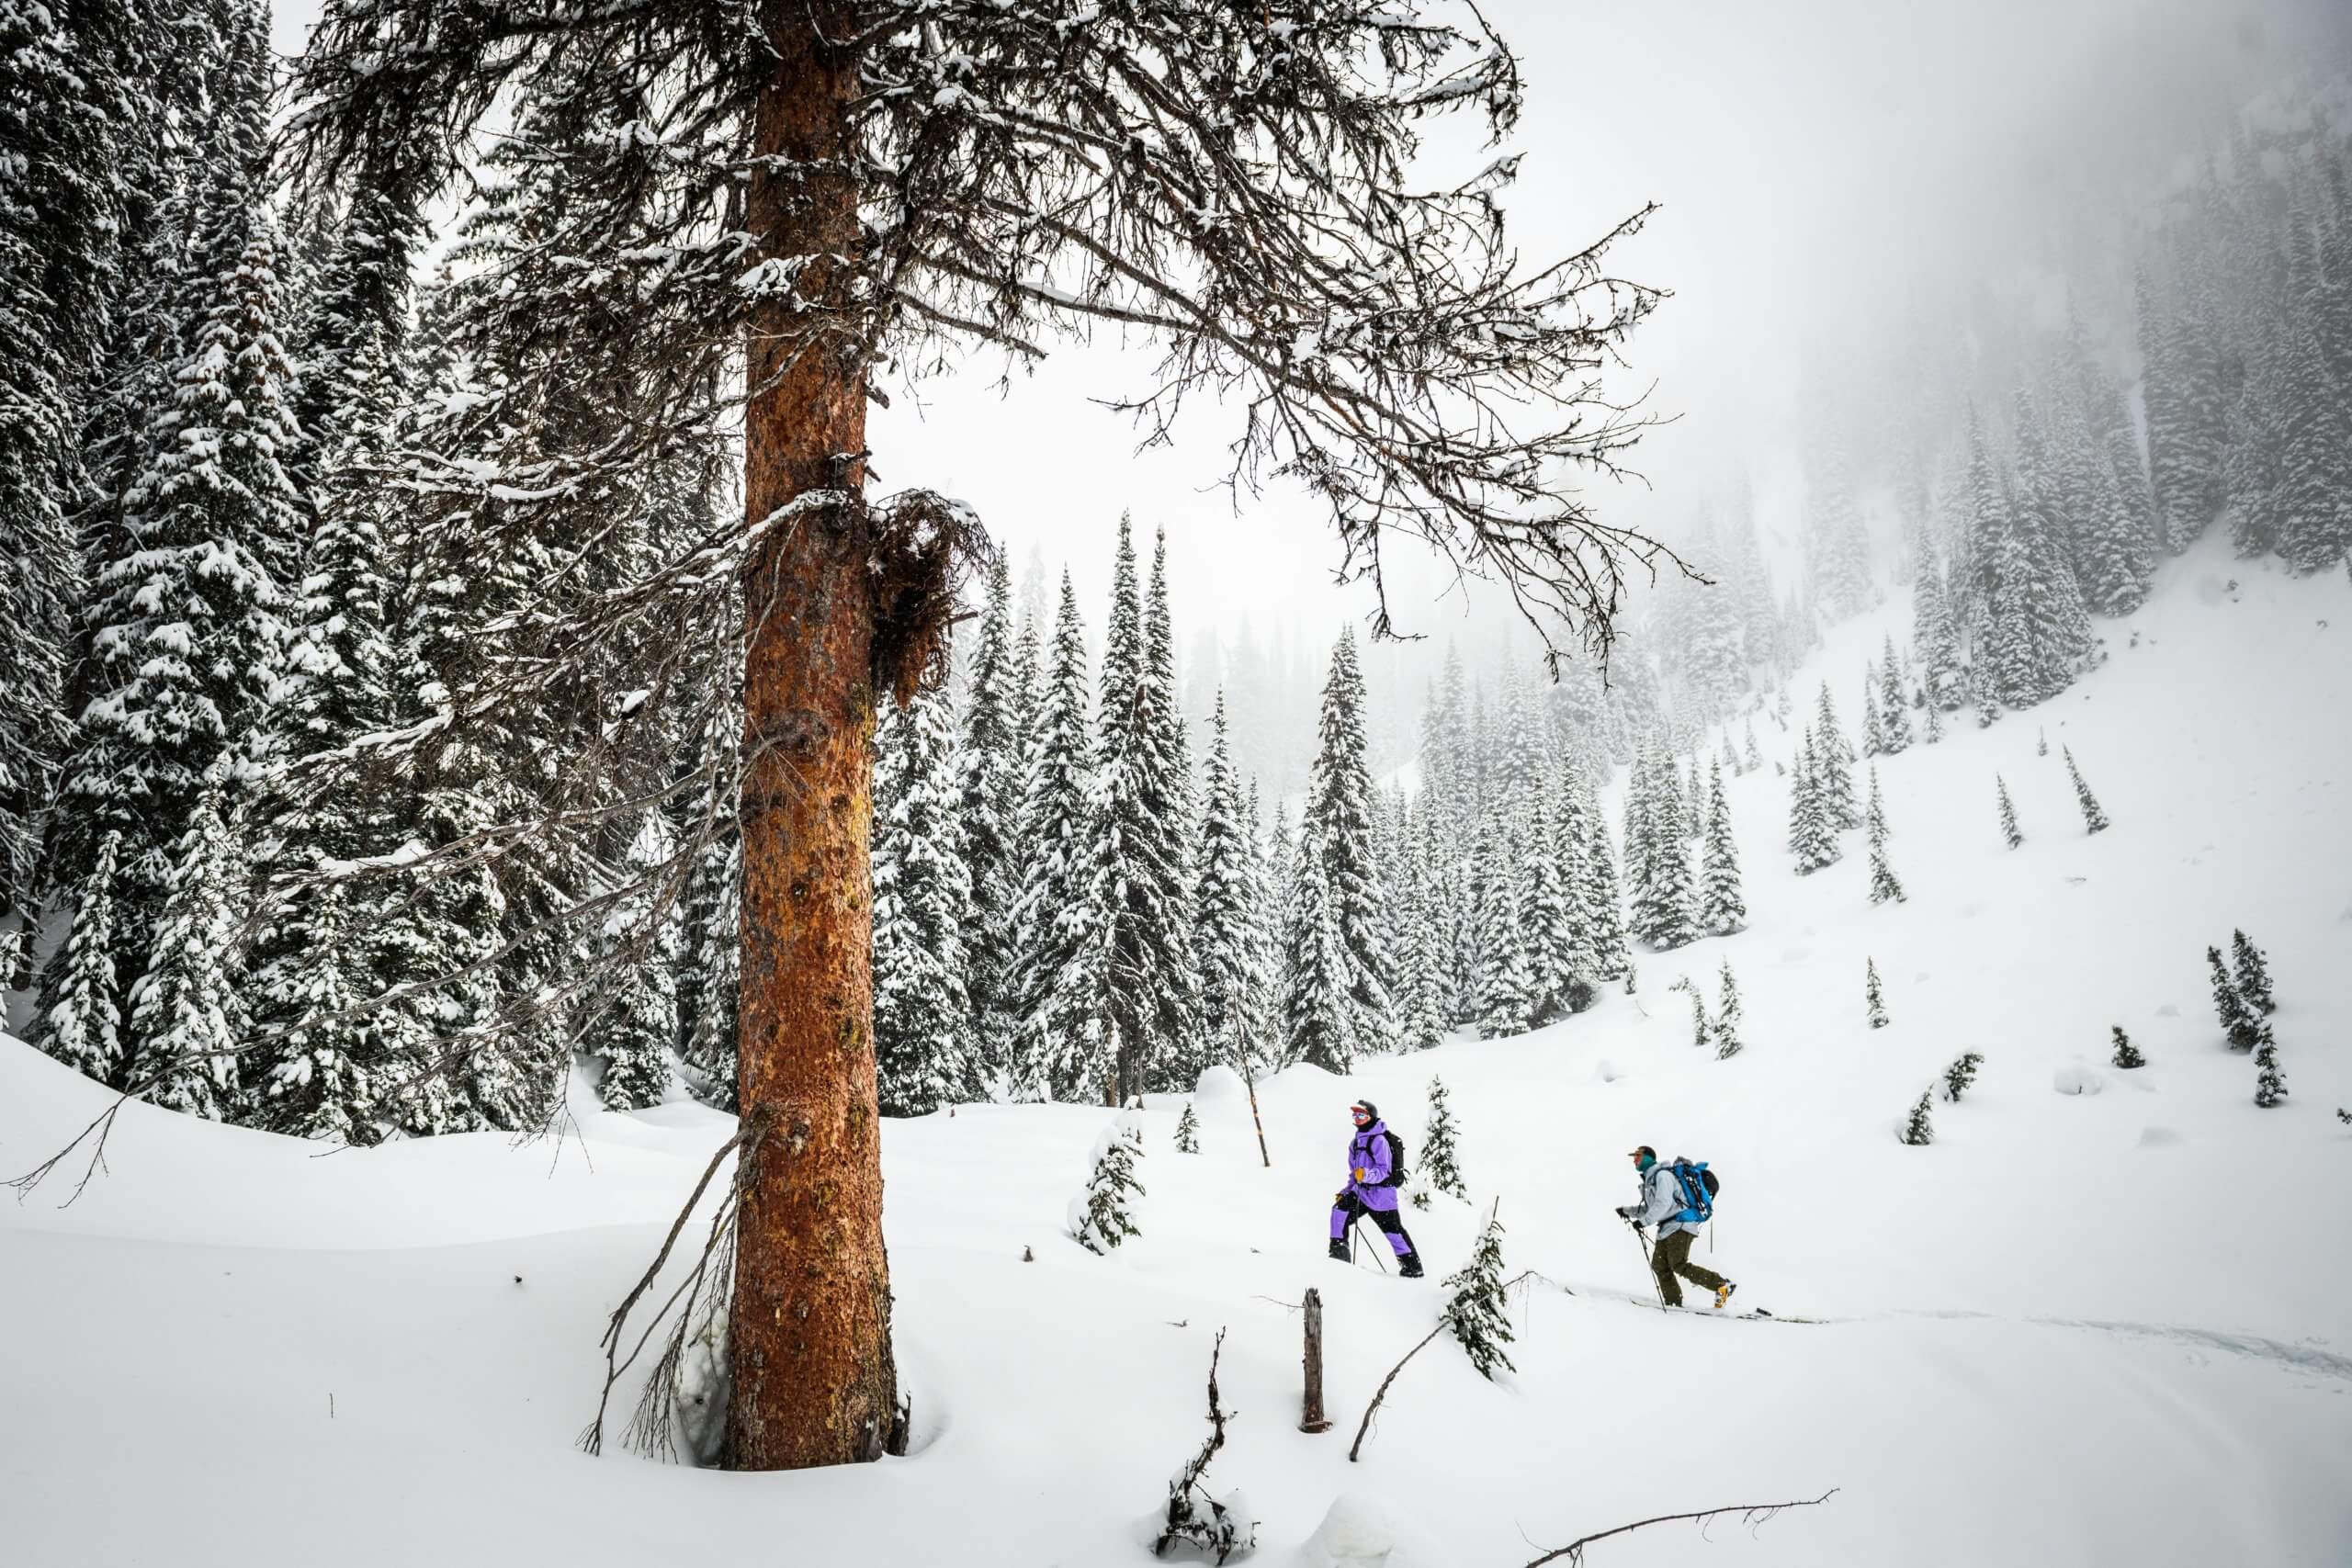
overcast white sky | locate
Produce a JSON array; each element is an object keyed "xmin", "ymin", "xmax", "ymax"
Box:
[{"xmin": 272, "ymin": 0, "xmax": 2333, "ymax": 654}]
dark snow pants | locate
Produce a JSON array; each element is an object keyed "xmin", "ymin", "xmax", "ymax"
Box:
[
  {"xmin": 1330, "ymin": 1191, "xmax": 1416, "ymax": 1258},
  {"xmin": 1652, "ymin": 1227, "xmax": 1727, "ymax": 1307}
]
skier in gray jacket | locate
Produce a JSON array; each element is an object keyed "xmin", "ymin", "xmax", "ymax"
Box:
[{"xmin": 1615, "ymin": 1144, "xmax": 1736, "ymax": 1309}]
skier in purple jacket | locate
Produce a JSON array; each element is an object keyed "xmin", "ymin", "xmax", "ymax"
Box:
[{"xmin": 1328, "ymin": 1100, "xmax": 1424, "ymax": 1277}]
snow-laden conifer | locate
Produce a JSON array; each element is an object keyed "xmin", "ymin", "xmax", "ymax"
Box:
[
  {"xmin": 1900, "ymin": 1089, "xmax": 1935, "ymax": 1145},
  {"xmin": 1442, "ymin": 1205, "xmax": 1517, "ymax": 1380},
  {"xmin": 2253, "ymin": 1028, "xmax": 2288, "ymax": 1109},
  {"xmin": 1415, "ymin": 1076, "xmax": 1470, "ymax": 1209},
  {"xmin": 1866, "ymin": 957, "xmax": 1889, "ymax": 1029},
  {"xmin": 1174, "ymin": 1101, "xmax": 1201, "ymax": 1154},
  {"xmin": 1996, "ymin": 774, "xmax": 2024, "ymax": 849},
  {"xmin": 2062, "ymin": 746, "xmax": 2111, "ymax": 834},
  {"xmin": 1788, "ymin": 730, "xmax": 1840, "ymax": 875},
  {"xmin": 126, "ymin": 772, "xmax": 248, "ymax": 1120},
  {"xmin": 959, "ymin": 550, "xmax": 1023, "ymax": 1078},
  {"xmin": 2230, "ymin": 929, "xmax": 2276, "ymax": 1017},
  {"xmin": 2207, "ymin": 946, "xmax": 2262, "ymax": 1053},
  {"xmin": 1467, "ymin": 816, "xmax": 1531, "ymax": 1037},
  {"xmin": 1282, "ymin": 845, "xmax": 1357, "ymax": 1072},
  {"xmin": 1698, "ymin": 759, "xmax": 1746, "ymax": 935},
  {"xmin": 1714, "ymin": 961, "xmax": 1745, "ymax": 1060},
  {"xmin": 1878, "ymin": 637, "xmax": 1912, "ymax": 752},
  {"xmin": 38, "ymin": 830, "xmax": 127, "ymax": 1086},
  {"xmin": 1305, "ymin": 628, "xmax": 1394, "ymax": 1054},
  {"xmin": 2110, "ymin": 1026, "xmax": 2145, "ymax": 1069},
  {"xmin": 1667, "ymin": 974, "xmax": 1710, "ymax": 1050},
  {"xmin": 1941, "ymin": 1051, "xmax": 1984, "ymax": 1103},
  {"xmin": 1194, "ymin": 693, "xmax": 1261, "ymax": 1068},
  {"xmin": 1866, "ymin": 767, "xmax": 1906, "ymax": 905},
  {"xmin": 1069, "ymin": 1114, "xmax": 1146, "ymax": 1254},
  {"xmin": 1813, "ymin": 683, "xmax": 1859, "ymax": 829},
  {"xmin": 875, "ymin": 680, "xmax": 975, "ymax": 1117},
  {"xmin": 259, "ymin": 884, "xmax": 388, "ymax": 1143},
  {"xmin": 594, "ymin": 818, "xmax": 683, "ymax": 1112},
  {"xmin": 1012, "ymin": 573, "xmax": 1102, "ymax": 1101}
]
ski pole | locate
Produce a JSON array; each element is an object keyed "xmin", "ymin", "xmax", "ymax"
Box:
[
  {"xmin": 1352, "ymin": 1215, "xmax": 1389, "ymax": 1274},
  {"xmin": 1627, "ymin": 1216, "xmax": 1666, "ymax": 1312}
]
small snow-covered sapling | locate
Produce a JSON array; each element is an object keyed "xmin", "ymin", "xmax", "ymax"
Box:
[
  {"xmin": 1174, "ymin": 1100, "xmax": 1201, "ymax": 1153},
  {"xmin": 1865, "ymin": 957, "xmax": 1889, "ymax": 1029},
  {"xmin": 1069, "ymin": 1118, "xmax": 1145, "ymax": 1254},
  {"xmin": 1442, "ymin": 1204, "xmax": 1518, "ymax": 1380},
  {"xmin": 1996, "ymin": 775, "xmax": 2023, "ymax": 850},
  {"xmin": 2063, "ymin": 746, "xmax": 2110, "ymax": 834},
  {"xmin": 1713, "ymin": 961, "xmax": 1745, "ymax": 1061},
  {"xmin": 2208, "ymin": 946, "xmax": 2264, "ymax": 1052},
  {"xmin": 1942, "ymin": 1051, "xmax": 1984, "ymax": 1103},
  {"xmin": 1900, "ymin": 1089, "xmax": 1935, "ymax": 1145},
  {"xmin": 2253, "ymin": 1029, "xmax": 2287, "ymax": 1110},
  {"xmin": 2230, "ymin": 929, "xmax": 2277, "ymax": 1017},
  {"xmin": 2110, "ymin": 1027, "xmax": 2145, "ymax": 1069}
]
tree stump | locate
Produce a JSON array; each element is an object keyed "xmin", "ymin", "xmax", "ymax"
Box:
[{"xmin": 1300, "ymin": 1288, "xmax": 1332, "ymax": 1433}]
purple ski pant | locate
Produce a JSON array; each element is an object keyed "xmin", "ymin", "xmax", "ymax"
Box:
[{"xmin": 1330, "ymin": 1191, "xmax": 1416, "ymax": 1257}]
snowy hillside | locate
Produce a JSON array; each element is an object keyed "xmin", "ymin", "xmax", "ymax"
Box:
[{"xmin": 5, "ymin": 538, "xmax": 2348, "ymax": 1568}]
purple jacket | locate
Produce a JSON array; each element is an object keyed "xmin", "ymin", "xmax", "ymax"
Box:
[{"xmin": 1342, "ymin": 1122, "xmax": 1402, "ymax": 1213}]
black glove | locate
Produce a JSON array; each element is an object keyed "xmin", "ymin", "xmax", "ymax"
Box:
[{"xmin": 1614, "ymin": 1205, "xmax": 1635, "ymax": 1219}]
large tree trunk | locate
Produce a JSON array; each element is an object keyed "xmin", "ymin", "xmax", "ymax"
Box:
[{"xmin": 723, "ymin": 1, "xmax": 899, "ymax": 1472}]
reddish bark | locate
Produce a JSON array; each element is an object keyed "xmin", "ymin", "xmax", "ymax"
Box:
[{"xmin": 723, "ymin": 0, "xmax": 899, "ymax": 1471}]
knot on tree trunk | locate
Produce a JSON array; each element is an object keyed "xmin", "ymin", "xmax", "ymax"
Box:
[{"xmin": 867, "ymin": 488, "xmax": 989, "ymax": 706}]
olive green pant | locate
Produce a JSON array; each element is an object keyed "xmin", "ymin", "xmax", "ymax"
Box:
[{"xmin": 1651, "ymin": 1228, "xmax": 1727, "ymax": 1307}]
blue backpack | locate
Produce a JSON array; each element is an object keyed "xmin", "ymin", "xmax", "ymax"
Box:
[{"xmin": 1670, "ymin": 1159, "xmax": 1721, "ymax": 1224}]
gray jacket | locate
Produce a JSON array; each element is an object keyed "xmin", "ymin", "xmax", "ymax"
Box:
[{"xmin": 1630, "ymin": 1158, "xmax": 1702, "ymax": 1240}]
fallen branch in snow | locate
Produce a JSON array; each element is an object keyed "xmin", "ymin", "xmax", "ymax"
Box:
[
  {"xmin": 1517, "ymin": 1489, "xmax": 1838, "ymax": 1565},
  {"xmin": 1154, "ymin": 1328, "xmax": 1254, "ymax": 1562},
  {"xmin": 4, "ymin": 1093, "xmax": 130, "ymax": 1206},
  {"xmin": 579, "ymin": 1109, "xmax": 767, "ymax": 1460},
  {"xmin": 1351, "ymin": 1269, "xmax": 1547, "ymax": 1461}
]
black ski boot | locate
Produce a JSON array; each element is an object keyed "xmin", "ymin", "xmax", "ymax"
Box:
[
  {"xmin": 1328, "ymin": 1237, "xmax": 1351, "ymax": 1263},
  {"xmin": 1397, "ymin": 1252, "xmax": 1425, "ymax": 1279}
]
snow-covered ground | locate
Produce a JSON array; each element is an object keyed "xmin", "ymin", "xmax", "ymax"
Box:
[{"xmin": 5, "ymin": 537, "xmax": 2348, "ymax": 1567}]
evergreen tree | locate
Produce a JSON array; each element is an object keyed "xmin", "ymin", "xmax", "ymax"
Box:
[
  {"xmin": 1941, "ymin": 1051, "xmax": 1984, "ymax": 1103},
  {"xmin": 1517, "ymin": 785, "xmax": 1579, "ymax": 1024},
  {"xmin": 2269, "ymin": 321, "xmax": 2352, "ymax": 575},
  {"xmin": 1069, "ymin": 1114, "xmax": 1145, "ymax": 1254},
  {"xmin": 1866, "ymin": 767, "xmax": 1905, "ymax": 905},
  {"xmin": 2138, "ymin": 268, "xmax": 2223, "ymax": 553},
  {"xmin": 1467, "ymin": 814, "xmax": 1531, "ymax": 1037},
  {"xmin": 2062, "ymin": 746, "xmax": 2110, "ymax": 834},
  {"xmin": 1713, "ymin": 961, "xmax": 1744, "ymax": 1060},
  {"xmin": 1813, "ymin": 683, "xmax": 1858, "ymax": 829},
  {"xmin": 1193, "ymin": 693, "xmax": 1260, "ymax": 1070},
  {"xmin": 2253, "ymin": 1027, "xmax": 2287, "ymax": 1109},
  {"xmin": 1570, "ymin": 763, "xmax": 1628, "ymax": 983},
  {"xmin": 1788, "ymin": 729, "xmax": 1840, "ymax": 875},
  {"xmin": 1173, "ymin": 1100, "xmax": 1201, "ymax": 1154},
  {"xmin": 1679, "ymin": 756, "xmax": 1705, "ymax": 842},
  {"xmin": 1860, "ymin": 672, "xmax": 1884, "ymax": 758},
  {"xmin": 125, "ymin": 772, "xmax": 247, "ymax": 1119},
  {"xmin": 36, "ymin": 829, "xmax": 126, "ymax": 1085},
  {"xmin": 54, "ymin": 172, "xmax": 302, "ymax": 1070},
  {"xmin": 1698, "ymin": 760, "xmax": 1746, "ymax": 935},
  {"xmin": 1078, "ymin": 518, "xmax": 1197, "ymax": 1099},
  {"xmin": 1281, "ymin": 846, "xmax": 1356, "ymax": 1072},
  {"xmin": 1667, "ymin": 974, "xmax": 1710, "ymax": 1049},
  {"xmin": 1899, "ymin": 1089, "xmax": 1934, "ymax": 1145},
  {"xmin": 1865, "ymin": 956, "xmax": 1889, "ymax": 1029},
  {"xmin": 1996, "ymin": 774, "xmax": 2023, "ymax": 849},
  {"xmin": 258, "ymin": 884, "xmax": 388, "ymax": 1143},
  {"xmin": 959, "ymin": 549, "xmax": 1023, "ymax": 1079},
  {"xmin": 1415, "ymin": 1074, "xmax": 1470, "ymax": 1208},
  {"xmin": 2230, "ymin": 929, "xmax": 2276, "ymax": 1017},
  {"xmin": 2110, "ymin": 1026, "xmax": 2144, "ymax": 1069},
  {"xmin": 1913, "ymin": 555, "xmax": 1964, "ymax": 711},
  {"xmin": 1742, "ymin": 720, "xmax": 1763, "ymax": 773},
  {"xmin": 1877, "ymin": 637, "xmax": 1912, "ymax": 752},
  {"xmin": 1442, "ymin": 1205, "xmax": 1517, "ymax": 1380},
  {"xmin": 2208, "ymin": 945, "xmax": 2263, "ymax": 1052},
  {"xmin": 1923, "ymin": 693, "xmax": 1945, "ymax": 745},
  {"xmin": 1630, "ymin": 746, "xmax": 1699, "ymax": 952},
  {"xmin": 873, "ymin": 681, "xmax": 975, "ymax": 1115},
  {"xmin": 0, "ymin": 0, "xmax": 141, "ymax": 915},
  {"xmin": 1011, "ymin": 572, "xmax": 1102, "ymax": 1101},
  {"xmin": 1304, "ymin": 628, "xmax": 1393, "ymax": 1054}
]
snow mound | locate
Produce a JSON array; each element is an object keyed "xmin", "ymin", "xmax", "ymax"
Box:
[
  {"xmin": 2137, "ymin": 1126, "xmax": 2184, "ymax": 1148},
  {"xmin": 1193, "ymin": 1063, "xmax": 1246, "ymax": 1102},
  {"xmin": 1303, "ymin": 1493, "xmax": 1449, "ymax": 1568},
  {"xmin": 1590, "ymin": 1058, "xmax": 1623, "ymax": 1084},
  {"xmin": 2053, "ymin": 1064, "xmax": 2106, "ymax": 1096}
]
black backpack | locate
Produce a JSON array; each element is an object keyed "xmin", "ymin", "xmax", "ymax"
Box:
[{"xmin": 1380, "ymin": 1129, "xmax": 1408, "ymax": 1187}]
